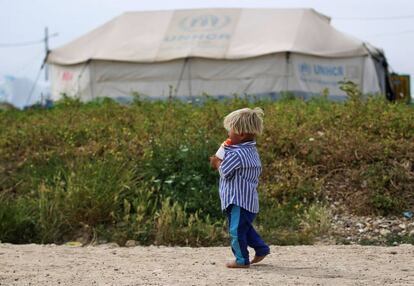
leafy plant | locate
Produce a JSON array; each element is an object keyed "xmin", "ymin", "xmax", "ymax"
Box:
[{"xmin": 0, "ymin": 89, "xmax": 413, "ymax": 245}]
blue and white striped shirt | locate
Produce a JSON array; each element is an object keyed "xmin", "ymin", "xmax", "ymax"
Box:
[{"xmin": 218, "ymin": 141, "xmax": 261, "ymax": 213}]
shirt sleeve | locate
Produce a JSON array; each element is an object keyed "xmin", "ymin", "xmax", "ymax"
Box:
[{"xmin": 219, "ymin": 151, "xmax": 241, "ymax": 179}]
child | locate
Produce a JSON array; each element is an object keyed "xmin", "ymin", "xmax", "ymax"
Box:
[{"xmin": 209, "ymin": 107, "xmax": 270, "ymax": 268}]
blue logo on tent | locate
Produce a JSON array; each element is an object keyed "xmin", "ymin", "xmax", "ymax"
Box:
[
  {"xmin": 299, "ymin": 63, "xmax": 312, "ymax": 76},
  {"xmin": 299, "ymin": 63, "xmax": 344, "ymax": 77},
  {"xmin": 314, "ymin": 65, "xmax": 344, "ymax": 76}
]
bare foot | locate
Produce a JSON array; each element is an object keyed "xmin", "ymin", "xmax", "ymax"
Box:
[
  {"xmin": 225, "ymin": 261, "xmax": 250, "ymax": 268},
  {"xmin": 251, "ymin": 254, "xmax": 268, "ymax": 264}
]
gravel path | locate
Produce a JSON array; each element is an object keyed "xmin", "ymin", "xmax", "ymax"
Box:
[{"xmin": 1, "ymin": 243, "xmax": 413, "ymax": 285}]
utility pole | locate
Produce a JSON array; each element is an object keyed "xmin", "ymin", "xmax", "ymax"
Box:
[
  {"xmin": 44, "ymin": 26, "xmax": 49, "ymax": 81},
  {"xmin": 43, "ymin": 28, "xmax": 58, "ymax": 82}
]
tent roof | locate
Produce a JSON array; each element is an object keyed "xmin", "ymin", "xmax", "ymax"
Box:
[{"xmin": 47, "ymin": 8, "xmax": 374, "ymax": 65}]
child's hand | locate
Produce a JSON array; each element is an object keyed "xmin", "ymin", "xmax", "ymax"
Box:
[{"xmin": 209, "ymin": 155, "xmax": 222, "ymax": 170}]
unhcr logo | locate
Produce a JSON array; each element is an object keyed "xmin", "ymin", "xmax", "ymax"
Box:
[
  {"xmin": 179, "ymin": 14, "xmax": 231, "ymax": 32},
  {"xmin": 299, "ymin": 63, "xmax": 344, "ymax": 77},
  {"xmin": 164, "ymin": 14, "xmax": 231, "ymax": 44},
  {"xmin": 299, "ymin": 63, "xmax": 312, "ymax": 76},
  {"xmin": 164, "ymin": 14, "xmax": 232, "ymax": 43}
]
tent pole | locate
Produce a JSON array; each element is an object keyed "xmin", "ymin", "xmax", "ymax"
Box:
[
  {"xmin": 175, "ymin": 58, "xmax": 188, "ymax": 98},
  {"xmin": 285, "ymin": 52, "xmax": 291, "ymax": 92},
  {"xmin": 188, "ymin": 58, "xmax": 192, "ymax": 97},
  {"xmin": 77, "ymin": 60, "xmax": 90, "ymax": 99},
  {"xmin": 89, "ymin": 61, "xmax": 95, "ymax": 100}
]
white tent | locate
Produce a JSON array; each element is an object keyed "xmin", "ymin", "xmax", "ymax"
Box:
[
  {"xmin": 47, "ymin": 8, "xmax": 391, "ymax": 101},
  {"xmin": 0, "ymin": 75, "xmax": 50, "ymax": 109}
]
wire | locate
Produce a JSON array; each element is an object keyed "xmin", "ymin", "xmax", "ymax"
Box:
[
  {"xmin": 0, "ymin": 39, "xmax": 44, "ymax": 48},
  {"xmin": 335, "ymin": 15, "xmax": 414, "ymax": 21},
  {"xmin": 25, "ymin": 64, "xmax": 44, "ymax": 106},
  {"xmin": 368, "ymin": 30, "xmax": 414, "ymax": 38},
  {"xmin": 0, "ymin": 33, "xmax": 58, "ymax": 48},
  {"xmin": 12, "ymin": 50, "xmax": 45, "ymax": 75}
]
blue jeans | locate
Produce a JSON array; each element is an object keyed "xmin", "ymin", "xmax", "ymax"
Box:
[{"xmin": 226, "ymin": 204, "xmax": 270, "ymax": 265}]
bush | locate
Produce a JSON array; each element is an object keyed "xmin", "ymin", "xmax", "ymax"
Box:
[
  {"xmin": 0, "ymin": 91, "xmax": 413, "ymax": 245},
  {"xmin": 0, "ymin": 197, "xmax": 37, "ymax": 243}
]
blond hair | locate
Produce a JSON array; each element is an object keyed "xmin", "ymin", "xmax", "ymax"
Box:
[{"xmin": 223, "ymin": 107, "xmax": 264, "ymax": 135}]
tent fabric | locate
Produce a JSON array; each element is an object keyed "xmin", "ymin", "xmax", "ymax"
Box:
[
  {"xmin": 0, "ymin": 75, "xmax": 49, "ymax": 108},
  {"xmin": 48, "ymin": 8, "xmax": 387, "ymax": 101},
  {"xmin": 47, "ymin": 8, "xmax": 372, "ymax": 65},
  {"xmin": 50, "ymin": 53, "xmax": 381, "ymax": 101}
]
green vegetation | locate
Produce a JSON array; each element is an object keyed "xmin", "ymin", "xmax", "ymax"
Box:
[{"xmin": 1, "ymin": 86, "xmax": 413, "ymax": 246}]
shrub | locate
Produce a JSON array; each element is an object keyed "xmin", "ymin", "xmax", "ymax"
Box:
[{"xmin": 0, "ymin": 91, "xmax": 413, "ymax": 245}]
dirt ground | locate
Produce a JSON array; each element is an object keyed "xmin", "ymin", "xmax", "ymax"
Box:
[{"xmin": 0, "ymin": 243, "xmax": 413, "ymax": 286}]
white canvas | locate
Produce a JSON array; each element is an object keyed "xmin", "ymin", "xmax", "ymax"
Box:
[{"xmin": 47, "ymin": 8, "xmax": 386, "ymax": 101}]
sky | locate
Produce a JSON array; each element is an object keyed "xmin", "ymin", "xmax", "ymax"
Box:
[{"xmin": 1, "ymin": 0, "xmax": 413, "ymax": 95}]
